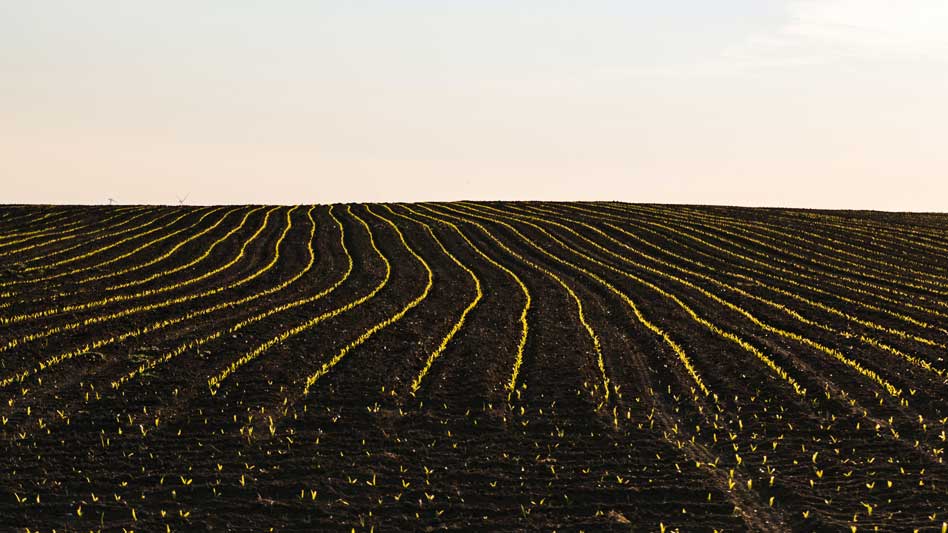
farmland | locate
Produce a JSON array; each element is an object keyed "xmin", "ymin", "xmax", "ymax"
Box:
[{"xmin": 0, "ymin": 202, "xmax": 946, "ymax": 532}]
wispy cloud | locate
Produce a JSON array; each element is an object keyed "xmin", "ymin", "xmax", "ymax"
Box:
[
  {"xmin": 599, "ymin": 0, "xmax": 948, "ymax": 81},
  {"xmin": 729, "ymin": 0, "xmax": 948, "ymax": 69},
  {"xmin": 786, "ymin": 0, "xmax": 948, "ymax": 51}
]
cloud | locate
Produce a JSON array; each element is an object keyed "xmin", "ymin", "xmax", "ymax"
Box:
[
  {"xmin": 592, "ymin": 0, "xmax": 948, "ymax": 83},
  {"xmin": 729, "ymin": 0, "xmax": 948, "ymax": 69},
  {"xmin": 785, "ymin": 0, "xmax": 948, "ymax": 51}
]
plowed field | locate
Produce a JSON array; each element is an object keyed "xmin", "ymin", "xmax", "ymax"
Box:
[{"xmin": 1, "ymin": 202, "xmax": 946, "ymax": 532}]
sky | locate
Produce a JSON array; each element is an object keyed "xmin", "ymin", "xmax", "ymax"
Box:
[{"xmin": 2, "ymin": 1, "xmax": 947, "ymax": 210}]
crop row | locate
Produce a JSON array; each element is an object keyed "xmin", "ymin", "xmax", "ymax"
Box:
[{"xmin": 3, "ymin": 202, "xmax": 947, "ymax": 531}]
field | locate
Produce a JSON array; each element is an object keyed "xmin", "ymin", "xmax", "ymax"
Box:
[{"xmin": 0, "ymin": 201, "xmax": 946, "ymax": 532}]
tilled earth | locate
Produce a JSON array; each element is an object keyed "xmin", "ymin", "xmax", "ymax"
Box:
[{"xmin": 0, "ymin": 202, "xmax": 946, "ymax": 532}]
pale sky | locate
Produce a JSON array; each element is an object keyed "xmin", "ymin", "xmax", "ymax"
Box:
[{"xmin": 2, "ymin": 1, "xmax": 947, "ymax": 210}]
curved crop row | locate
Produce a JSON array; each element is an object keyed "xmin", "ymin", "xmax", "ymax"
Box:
[
  {"xmin": 409, "ymin": 206, "xmax": 532, "ymax": 401},
  {"xmin": 4, "ymin": 202, "xmax": 946, "ymax": 532},
  {"xmin": 474, "ymin": 205, "xmax": 948, "ymax": 468},
  {"xmin": 385, "ymin": 206, "xmax": 484, "ymax": 396},
  {"xmin": 633, "ymin": 204, "xmax": 948, "ymax": 307},
  {"xmin": 719, "ymin": 206, "xmax": 948, "ymax": 273},
  {"xmin": 0, "ymin": 206, "xmax": 307, "ymax": 389},
  {"xmin": 0, "ymin": 207, "xmax": 235, "ymax": 311},
  {"xmin": 524, "ymin": 204, "xmax": 947, "ymax": 378},
  {"xmin": 670, "ymin": 205, "xmax": 948, "ymax": 294},
  {"xmin": 13, "ymin": 209, "xmax": 184, "ymax": 270},
  {"xmin": 0, "ymin": 208, "xmax": 206, "ymax": 294},
  {"xmin": 0, "ymin": 207, "xmax": 119, "ymax": 246},
  {"xmin": 206, "ymin": 206, "xmax": 391, "ymax": 393},
  {"xmin": 1, "ymin": 207, "xmax": 173, "ymax": 271},
  {"xmin": 113, "ymin": 205, "xmax": 345, "ymax": 389},
  {"xmin": 0, "ymin": 206, "xmax": 135, "ymax": 244},
  {"xmin": 403, "ymin": 204, "xmax": 612, "ymax": 404},
  {"xmin": 0, "ymin": 206, "xmax": 283, "ymax": 356},
  {"xmin": 428, "ymin": 203, "xmax": 711, "ymax": 399},
  {"xmin": 300, "ymin": 205, "xmax": 436, "ymax": 395},
  {"xmin": 473, "ymin": 203, "xmax": 904, "ymax": 402},
  {"xmin": 0, "ymin": 206, "xmax": 154, "ymax": 261},
  {"xmin": 0, "ymin": 207, "xmax": 240, "ymax": 307},
  {"xmin": 0, "ymin": 207, "xmax": 82, "ymax": 239},
  {"xmin": 585, "ymin": 203, "xmax": 948, "ymax": 329},
  {"xmin": 0, "ymin": 207, "xmax": 276, "ymax": 325},
  {"xmin": 824, "ymin": 210, "xmax": 948, "ymax": 248}
]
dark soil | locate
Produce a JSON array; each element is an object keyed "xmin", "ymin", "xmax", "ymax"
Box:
[{"xmin": 1, "ymin": 202, "xmax": 946, "ymax": 532}]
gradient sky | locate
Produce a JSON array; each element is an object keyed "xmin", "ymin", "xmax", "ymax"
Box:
[{"xmin": 2, "ymin": 2, "xmax": 947, "ymax": 210}]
